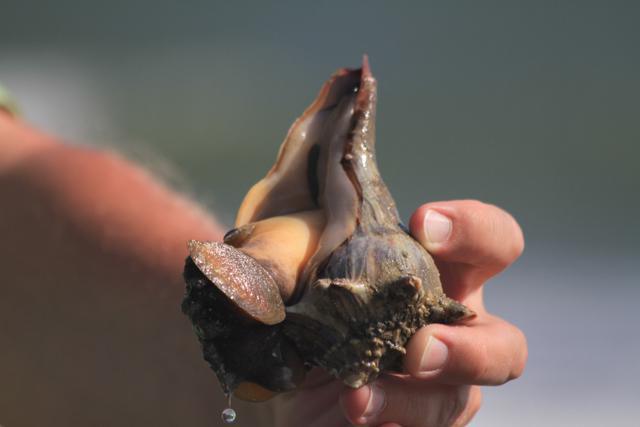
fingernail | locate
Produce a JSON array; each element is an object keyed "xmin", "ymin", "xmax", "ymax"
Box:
[
  {"xmin": 419, "ymin": 335, "xmax": 448, "ymax": 373},
  {"xmin": 362, "ymin": 384, "xmax": 386, "ymax": 421},
  {"xmin": 423, "ymin": 209, "xmax": 452, "ymax": 245}
]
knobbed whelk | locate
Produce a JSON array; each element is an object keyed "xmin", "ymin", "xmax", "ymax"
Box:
[{"xmin": 181, "ymin": 57, "xmax": 473, "ymax": 402}]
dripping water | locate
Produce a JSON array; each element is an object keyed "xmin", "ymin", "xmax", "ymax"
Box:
[{"xmin": 221, "ymin": 393, "xmax": 236, "ymax": 424}]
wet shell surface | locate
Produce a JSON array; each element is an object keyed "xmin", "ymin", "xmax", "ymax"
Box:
[{"xmin": 181, "ymin": 57, "xmax": 473, "ymax": 401}]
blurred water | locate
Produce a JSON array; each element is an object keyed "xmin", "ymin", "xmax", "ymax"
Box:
[
  {"xmin": 2, "ymin": 1, "xmax": 639, "ymax": 425},
  {"xmin": 479, "ymin": 248, "xmax": 640, "ymax": 426}
]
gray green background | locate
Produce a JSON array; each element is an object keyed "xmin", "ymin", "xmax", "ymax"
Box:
[{"xmin": 2, "ymin": 1, "xmax": 638, "ymax": 425}]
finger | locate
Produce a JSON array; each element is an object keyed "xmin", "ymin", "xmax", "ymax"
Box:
[
  {"xmin": 340, "ymin": 378, "xmax": 481, "ymax": 427},
  {"xmin": 409, "ymin": 200, "xmax": 524, "ymax": 278},
  {"xmin": 308, "ymin": 404, "xmax": 351, "ymax": 427},
  {"xmin": 404, "ymin": 315, "xmax": 528, "ymax": 385},
  {"xmin": 275, "ymin": 371, "xmax": 350, "ymax": 427}
]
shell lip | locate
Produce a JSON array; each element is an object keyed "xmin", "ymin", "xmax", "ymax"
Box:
[{"xmin": 295, "ymin": 55, "xmax": 375, "ymax": 133}]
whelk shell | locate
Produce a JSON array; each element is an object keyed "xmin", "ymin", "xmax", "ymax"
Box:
[{"xmin": 181, "ymin": 57, "xmax": 473, "ymax": 402}]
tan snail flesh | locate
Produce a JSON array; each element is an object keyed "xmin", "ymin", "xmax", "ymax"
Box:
[{"xmin": 181, "ymin": 57, "xmax": 473, "ymax": 402}]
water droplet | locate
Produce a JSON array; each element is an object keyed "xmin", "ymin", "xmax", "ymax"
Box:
[{"xmin": 221, "ymin": 407, "xmax": 236, "ymax": 424}]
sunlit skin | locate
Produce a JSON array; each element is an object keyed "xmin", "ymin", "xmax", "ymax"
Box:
[{"xmin": 0, "ymin": 111, "xmax": 527, "ymax": 426}]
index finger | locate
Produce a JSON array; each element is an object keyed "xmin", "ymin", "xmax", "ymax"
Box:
[
  {"xmin": 404, "ymin": 314, "xmax": 528, "ymax": 386},
  {"xmin": 409, "ymin": 200, "xmax": 524, "ymax": 298}
]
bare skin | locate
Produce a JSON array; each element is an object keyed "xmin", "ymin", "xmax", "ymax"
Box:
[{"xmin": 0, "ymin": 112, "xmax": 526, "ymax": 426}]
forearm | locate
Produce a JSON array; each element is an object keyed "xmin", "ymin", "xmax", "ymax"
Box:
[
  {"xmin": 0, "ymin": 111, "xmax": 224, "ymax": 271},
  {"xmin": 0, "ymin": 115, "xmax": 271, "ymax": 426}
]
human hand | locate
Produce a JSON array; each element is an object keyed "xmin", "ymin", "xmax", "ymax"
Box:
[
  {"xmin": 276, "ymin": 200, "xmax": 527, "ymax": 427},
  {"xmin": 1, "ymin": 111, "xmax": 526, "ymax": 426}
]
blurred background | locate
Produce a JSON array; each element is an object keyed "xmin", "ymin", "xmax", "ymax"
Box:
[{"xmin": 1, "ymin": 1, "xmax": 638, "ymax": 425}]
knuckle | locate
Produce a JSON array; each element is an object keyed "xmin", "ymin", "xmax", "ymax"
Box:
[
  {"xmin": 405, "ymin": 395, "xmax": 429, "ymax": 425},
  {"xmin": 505, "ymin": 212, "xmax": 525, "ymax": 261},
  {"xmin": 456, "ymin": 200, "xmax": 524, "ymax": 266},
  {"xmin": 443, "ymin": 386, "xmax": 477, "ymax": 427},
  {"xmin": 463, "ymin": 199, "xmax": 487, "ymax": 211},
  {"xmin": 507, "ymin": 327, "xmax": 528, "ymax": 381},
  {"xmin": 457, "ymin": 387, "xmax": 483, "ymax": 426},
  {"xmin": 456, "ymin": 320, "xmax": 528, "ymax": 385},
  {"xmin": 469, "ymin": 387, "xmax": 483, "ymax": 416},
  {"xmin": 489, "ymin": 206, "xmax": 523, "ymax": 261},
  {"xmin": 449, "ymin": 391, "xmax": 468, "ymax": 424},
  {"xmin": 459, "ymin": 200, "xmax": 489, "ymax": 235},
  {"xmin": 466, "ymin": 342, "xmax": 491, "ymax": 384}
]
